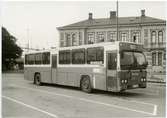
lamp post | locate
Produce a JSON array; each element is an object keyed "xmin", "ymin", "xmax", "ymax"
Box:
[
  {"xmin": 27, "ymin": 28, "xmax": 30, "ymax": 52},
  {"xmin": 116, "ymin": 1, "xmax": 119, "ymax": 41}
]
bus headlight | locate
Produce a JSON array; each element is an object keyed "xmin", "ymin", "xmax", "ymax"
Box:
[
  {"xmin": 121, "ymin": 80, "xmax": 127, "ymax": 83},
  {"xmin": 141, "ymin": 78, "xmax": 146, "ymax": 82}
]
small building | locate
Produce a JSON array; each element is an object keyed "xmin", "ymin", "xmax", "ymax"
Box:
[{"xmin": 57, "ymin": 10, "xmax": 166, "ymax": 82}]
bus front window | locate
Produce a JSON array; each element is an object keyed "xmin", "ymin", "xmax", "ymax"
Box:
[
  {"xmin": 120, "ymin": 52, "xmax": 134, "ymax": 66},
  {"xmin": 134, "ymin": 52, "xmax": 146, "ymax": 66},
  {"xmin": 120, "ymin": 51, "xmax": 147, "ymax": 69}
]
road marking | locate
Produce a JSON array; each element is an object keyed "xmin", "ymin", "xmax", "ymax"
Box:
[
  {"xmin": 115, "ymin": 98, "xmax": 156, "ymax": 106},
  {"xmin": 2, "ymin": 96, "xmax": 59, "ymax": 118},
  {"xmin": 9, "ymin": 84, "xmax": 156, "ymax": 116}
]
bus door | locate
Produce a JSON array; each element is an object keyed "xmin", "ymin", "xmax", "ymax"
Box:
[
  {"xmin": 51, "ymin": 54, "xmax": 57, "ymax": 84},
  {"xmin": 106, "ymin": 51, "xmax": 118, "ymax": 92}
]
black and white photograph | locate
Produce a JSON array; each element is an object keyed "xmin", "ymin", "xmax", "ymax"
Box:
[{"xmin": 1, "ymin": 1, "xmax": 166, "ymax": 118}]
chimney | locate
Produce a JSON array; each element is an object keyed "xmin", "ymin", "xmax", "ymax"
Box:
[
  {"xmin": 88, "ymin": 13, "xmax": 93, "ymax": 20},
  {"xmin": 141, "ymin": 9, "xmax": 145, "ymax": 17},
  {"xmin": 110, "ymin": 11, "xmax": 116, "ymax": 19}
]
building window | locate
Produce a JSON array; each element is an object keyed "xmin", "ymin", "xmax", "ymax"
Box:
[
  {"xmin": 96, "ymin": 32, "xmax": 105, "ymax": 43},
  {"xmin": 158, "ymin": 31, "xmax": 163, "ymax": 44},
  {"xmin": 72, "ymin": 33, "xmax": 77, "ymax": 46},
  {"xmin": 144, "ymin": 29, "xmax": 148, "ymax": 37},
  {"xmin": 108, "ymin": 32, "xmax": 116, "ymax": 42},
  {"xmin": 121, "ymin": 33, "xmax": 127, "ymax": 42},
  {"xmin": 88, "ymin": 32, "xmax": 95, "ymax": 44},
  {"xmin": 152, "ymin": 52, "xmax": 156, "ymax": 66},
  {"xmin": 60, "ymin": 33, "xmax": 64, "ymax": 41},
  {"xmin": 60, "ymin": 41, "xmax": 64, "ymax": 47},
  {"xmin": 144, "ymin": 38, "xmax": 148, "ymax": 47},
  {"xmin": 60, "ymin": 33, "xmax": 65, "ymax": 47},
  {"xmin": 79, "ymin": 32, "xmax": 82, "ymax": 45},
  {"xmin": 158, "ymin": 52, "xmax": 162, "ymax": 66},
  {"xmin": 66, "ymin": 33, "xmax": 71, "ymax": 46},
  {"xmin": 132, "ymin": 32, "xmax": 140, "ymax": 43},
  {"xmin": 164, "ymin": 53, "xmax": 166, "ymax": 60},
  {"xmin": 151, "ymin": 31, "xmax": 156, "ymax": 44}
]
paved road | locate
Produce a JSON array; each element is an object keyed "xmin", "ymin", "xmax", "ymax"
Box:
[{"xmin": 2, "ymin": 73, "xmax": 166, "ymax": 118}]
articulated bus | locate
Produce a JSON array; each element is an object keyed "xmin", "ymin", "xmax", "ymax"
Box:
[{"xmin": 24, "ymin": 41, "xmax": 148, "ymax": 93}]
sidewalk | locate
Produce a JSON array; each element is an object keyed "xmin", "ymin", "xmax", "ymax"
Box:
[{"xmin": 147, "ymin": 77, "xmax": 166, "ymax": 84}]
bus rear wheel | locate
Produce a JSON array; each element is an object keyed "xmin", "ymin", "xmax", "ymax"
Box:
[
  {"xmin": 34, "ymin": 73, "xmax": 42, "ymax": 86},
  {"xmin": 80, "ymin": 76, "xmax": 92, "ymax": 93}
]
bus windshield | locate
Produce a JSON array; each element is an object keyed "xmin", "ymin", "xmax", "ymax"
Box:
[{"xmin": 120, "ymin": 51, "xmax": 147, "ymax": 69}]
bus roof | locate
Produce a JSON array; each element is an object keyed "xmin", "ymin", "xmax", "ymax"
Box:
[
  {"xmin": 24, "ymin": 49, "xmax": 52, "ymax": 55},
  {"xmin": 24, "ymin": 41, "xmax": 143, "ymax": 55},
  {"xmin": 58, "ymin": 41, "xmax": 143, "ymax": 50}
]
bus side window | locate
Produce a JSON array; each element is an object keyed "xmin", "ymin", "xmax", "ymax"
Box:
[
  {"xmin": 25, "ymin": 55, "xmax": 28, "ymax": 64},
  {"xmin": 42, "ymin": 52, "xmax": 50, "ymax": 64},
  {"xmin": 35, "ymin": 53, "xmax": 42, "ymax": 65},
  {"xmin": 59, "ymin": 51, "xmax": 63, "ymax": 64},
  {"xmin": 87, "ymin": 48, "xmax": 96, "ymax": 64},
  {"xmin": 29, "ymin": 54, "xmax": 35, "ymax": 65},
  {"xmin": 108, "ymin": 53, "xmax": 117, "ymax": 70},
  {"xmin": 27, "ymin": 55, "xmax": 30, "ymax": 64},
  {"xmin": 72, "ymin": 49, "xmax": 85, "ymax": 64},
  {"xmin": 59, "ymin": 50, "xmax": 71, "ymax": 64},
  {"xmin": 87, "ymin": 47, "xmax": 104, "ymax": 64},
  {"xmin": 66, "ymin": 51, "xmax": 71, "ymax": 64},
  {"xmin": 96, "ymin": 47, "xmax": 104, "ymax": 63}
]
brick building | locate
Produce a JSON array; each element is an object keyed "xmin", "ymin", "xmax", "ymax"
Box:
[{"xmin": 57, "ymin": 10, "xmax": 166, "ymax": 82}]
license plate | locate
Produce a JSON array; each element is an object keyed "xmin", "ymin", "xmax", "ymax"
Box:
[
  {"xmin": 133, "ymin": 84, "xmax": 138, "ymax": 88},
  {"xmin": 132, "ymin": 72, "xmax": 139, "ymax": 76}
]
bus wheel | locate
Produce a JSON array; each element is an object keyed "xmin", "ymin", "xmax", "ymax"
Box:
[
  {"xmin": 34, "ymin": 73, "xmax": 42, "ymax": 86},
  {"xmin": 80, "ymin": 76, "xmax": 92, "ymax": 93}
]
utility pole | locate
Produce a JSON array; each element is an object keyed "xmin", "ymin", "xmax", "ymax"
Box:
[
  {"xmin": 26, "ymin": 28, "xmax": 30, "ymax": 52},
  {"xmin": 116, "ymin": 1, "xmax": 119, "ymax": 41}
]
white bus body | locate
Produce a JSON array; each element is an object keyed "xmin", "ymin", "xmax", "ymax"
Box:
[{"xmin": 24, "ymin": 41, "xmax": 147, "ymax": 92}]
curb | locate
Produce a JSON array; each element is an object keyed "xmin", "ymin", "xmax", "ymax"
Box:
[{"xmin": 147, "ymin": 80, "xmax": 166, "ymax": 84}]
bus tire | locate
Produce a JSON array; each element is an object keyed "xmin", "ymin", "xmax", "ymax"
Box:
[
  {"xmin": 80, "ymin": 76, "xmax": 92, "ymax": 93},
  {"xmin": 34, "ymin": 73, "xmax": 42, "ymax": 86}
]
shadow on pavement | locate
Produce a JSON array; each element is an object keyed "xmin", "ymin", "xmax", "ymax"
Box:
[{"xmin": 32, "ymin": 83, "xmax": 145, "ymax": 98}]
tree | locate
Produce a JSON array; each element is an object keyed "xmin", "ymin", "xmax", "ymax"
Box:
[{"xmin": 2, "ymin": 27, "xmax": 23, "ymax": 71}]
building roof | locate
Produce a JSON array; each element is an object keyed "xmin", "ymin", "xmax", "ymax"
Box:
[{"xmin": 57, "ymin": 16, "xmax": 166, "ymax": 30}]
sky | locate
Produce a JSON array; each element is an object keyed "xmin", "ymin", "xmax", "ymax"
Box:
[{"xmin": 1, "ymin": 1, "xmax": 166, "ymax": 50}]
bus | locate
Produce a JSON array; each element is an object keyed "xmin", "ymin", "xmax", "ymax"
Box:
[{"xmin": 24, "ymin": 41, "xmax": 148, "ymax": 93}]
